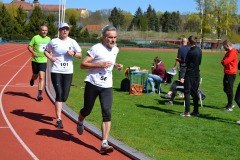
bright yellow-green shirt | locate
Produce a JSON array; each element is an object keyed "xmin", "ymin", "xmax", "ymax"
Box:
[{"xmin": 29, "ymin": 35, "xmax": 51, "ymax": 63}]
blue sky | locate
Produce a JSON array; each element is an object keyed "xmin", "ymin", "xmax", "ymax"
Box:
[{"xmin": 2, "ymin": 0, "xmax": 240, "ymax": 14}]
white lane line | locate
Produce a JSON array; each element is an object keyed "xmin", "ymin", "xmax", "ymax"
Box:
[
  {"xmin": 0, "ymin": 126, "xmax": 9, "ymax": 128},
  {"xmin": 0, "ymin": 85, "xmax": 36, "ymax": 87},
  {"xmin": 0, "ymin": 50, "xmax": 28, "ymax": 67},
  {"xmin": 0, "ymin": 58, "xmax": 39, "ymax": 160},
  {"xmin": 16, "ymin": 83, "xmax": 32, "ymax": 86},
  {"xmin": 0, "ymin": 47, "xmax": 27, "ymax": 57}
]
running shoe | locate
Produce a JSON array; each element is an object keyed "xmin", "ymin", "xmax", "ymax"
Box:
[
  {"xmin": 180, "ymin": 112, "xmax": 191, "ymax": 117},
  {"xmin": 99, "ymin": 143, "xmax": 114, "ymax": 154},
  {"xmin": 165, "ymin": 101, "xmax": 173, "ymax": 105},
  {"xmin": 236, "ymin": 120, "xmax": 240, "ymax": 125},
  {"xmin": 30, "ymin": 79, "xmax": 34, "ymax": 86},
  {"xmin": 190, "ymin": 112, "xmax": 200, "ymax": 117},
  {"xmin": 77, "ymin": 121, "xmax": 84, "ymax": 135},
  {"xmin": 225, "ymin": 105, "xmax": 235, "ymax": 111},
  {"xmin": 37, "ymin": 95, "xmax": 43, "ymax": 101},
  {"xmin": 56, "ymin": 120, "xmax": 63, "ymax": 128},
  {"xmin": 161, "ymin": 94, "xmax": 171, "ymax": 99}
]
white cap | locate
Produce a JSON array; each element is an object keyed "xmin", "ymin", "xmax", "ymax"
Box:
[{"xmin": 59, "ymin": 23, "xmax": 69, "ymax": 29}]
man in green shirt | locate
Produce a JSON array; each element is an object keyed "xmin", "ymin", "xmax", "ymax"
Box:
[{"xmin": 28, "ymin": 24, "xmax": 51, "ymax": 101}]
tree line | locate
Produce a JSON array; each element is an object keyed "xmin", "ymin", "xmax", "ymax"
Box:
[
  {"xmin": 0, "ymin": 0, "xmax": 239, "ymax": 43},
  {"xmin": 0, "ymin": 3, "xmax": 95, "ymax": 42},
  {"xmin": 107, "ymin": 0, "xmax": 239, "ymax": 44}
]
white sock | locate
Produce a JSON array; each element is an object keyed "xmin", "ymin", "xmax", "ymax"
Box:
[
  {"xmin": 102, "ymin": 140, "xmax": 108, "ymax": 145},
  {"xmin": 57, "ymin": 118, "xmax": 61, "ymax": 121}
]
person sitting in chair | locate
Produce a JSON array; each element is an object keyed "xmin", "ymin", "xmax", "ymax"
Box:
[
  {"xmin": 161, "ymin": 78, "xmax": 184, "ymax": 105},
  {"xmin": 144, "ymin": 56, "xmax": 166, "ymax": 93}
]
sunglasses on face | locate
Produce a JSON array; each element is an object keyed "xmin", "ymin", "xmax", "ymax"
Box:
[{"xmin": 60, "ymin": 27, "xmax": 69, "ymax": 31}]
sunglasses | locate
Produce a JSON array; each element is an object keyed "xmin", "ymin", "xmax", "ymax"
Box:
[{"xmin": 60, "ymin": 27, "xmax": 69, "ymax": 31}]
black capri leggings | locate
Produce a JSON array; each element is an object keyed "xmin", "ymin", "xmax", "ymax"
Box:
[
  {"xmin": 80, "ymin": 82, "xmax": 112, "ymax": 122},
  {"xmin": 51, "ymin": 73, "xmax": 73, "ymax": 102}
]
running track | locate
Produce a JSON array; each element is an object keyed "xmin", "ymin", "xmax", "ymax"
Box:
[{"xmin": 0, "ymin": 43, "xmax": 151, "ymax": 160}]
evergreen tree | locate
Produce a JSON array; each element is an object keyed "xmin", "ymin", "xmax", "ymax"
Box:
[
  {"xmin": 45, "ymin": 14, "xmax": 57, "ymax": 38},
  {"xmin": 69, "ymin": 14, "xmax": 78, "ymax": 38},
  {"xmin": 0, "ymin": 3, "xmax": 4, "ymax": 37},
  {"xmin": 139, "ymin": 15, "xmax": 148, "ymax": 31},
  {"xmin": 69, "ymin": 14, "xmax": 77, "ymax": 26},
  {"xmin": 169, "ymin": 11, "xmax": 181, "ymax": 32},
  {"xmin": 121, "ymin": 11, "xmax": 133, "ymax": 31},
  {"xmin": 27, "ymin": 6, "xmax": 45, "ymax": 38},
  {"xmin": 0, "ymin": 5, "xmax": 14, "ymax": 39},
  {"xmin": 12, "ymin": 5, "xmax": 27, "ymax": 39},
  {"xmin": 81, "ymin": 28, "xmax": 90, "ymax": 38},
  {"xmin": 154, "ymin": 9, "xmax": 160, "ymax": 32},
  {"xmin": 108, "ymin": 7, "xmax": 124, "ymax": 29},
  {"xmin": 145, "ymin": 5, "xmax": 154, "ymax": 31},
  {"xmin": 128, "ymin": 7, "xmax": 143, "ymax": 31},
  {"xmin": 160, "ymin": 11, "xmax": 171, "ymax": 32}
]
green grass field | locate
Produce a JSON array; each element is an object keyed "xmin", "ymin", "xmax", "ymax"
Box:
[{"xmin": 67, "ymin": 48, "xmax": 240, "ymax": 160}]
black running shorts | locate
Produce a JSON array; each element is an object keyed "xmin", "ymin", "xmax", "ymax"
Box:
[{"xmin": 32, "ymin": 61, "xmax": 47, "ymax": 74}]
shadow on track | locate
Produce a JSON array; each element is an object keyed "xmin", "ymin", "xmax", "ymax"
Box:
[
  {"xmin": 5, "ymin": 91, "xmax": 37, "ymax": 101},
  {"xmin": 36, "ymin": 129, "xmax": 100, "ymax": 153},
  {"xmin": 10, "ymin": 109, "xmax": 55, "ymax": 126}
]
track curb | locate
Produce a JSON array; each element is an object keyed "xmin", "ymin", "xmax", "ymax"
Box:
[{"xmin": 45, "ymin": 61, "xmax": 153, "ymax": 160}]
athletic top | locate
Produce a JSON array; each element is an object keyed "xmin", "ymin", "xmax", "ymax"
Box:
[
  {"xmin": 45, "ymin": 37, "xmax": 82, "ymax": 74},
  {"xmin": 84, "ymin": 43, "xmax": 119, "ymax": 88},
  {"xmin": 221, "ymin": 48, "xmax": 238, "ymax": 74},
  {"xmin": 185, "ymin": 46, "xmax": 202, "ymax": 77},
  {"xmin": 29, "ymin": 35, "xmax": 51, "ymax": 63}
]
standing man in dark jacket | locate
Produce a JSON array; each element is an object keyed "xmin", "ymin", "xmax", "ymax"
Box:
[
  {"xmin": 172, "ymin": 37, "xmax": 190, "ymax": 79},
  {"xmin": 221, "ymin": 39, "xmax": 238, "ymax": 111},
  {"xmin": 181, "ymin": 36, "xmax": 202, "ymax": 117}
]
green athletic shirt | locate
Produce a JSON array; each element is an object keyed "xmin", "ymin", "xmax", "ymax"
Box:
[{"xmin": 29, "ymin": 35, "xmax": 51, "ymax": 63}]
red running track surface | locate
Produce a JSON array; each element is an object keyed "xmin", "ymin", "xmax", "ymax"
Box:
[{"xmin": 0, "ymin": 43, "xmax": 135, "ymax": 160}]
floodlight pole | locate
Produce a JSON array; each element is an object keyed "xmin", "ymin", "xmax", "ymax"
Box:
[{"xmin": 58, "ymin": 0, "xmax": 66, "ymax": 37}]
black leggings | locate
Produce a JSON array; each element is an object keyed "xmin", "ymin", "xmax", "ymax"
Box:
[
  {"xmin": 51, "ymin": 73, "xmax": 73, "ymax": 102},
  {"xmin": 80, "ymin": 82, "xmax": 112, "ymax": 122}
]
